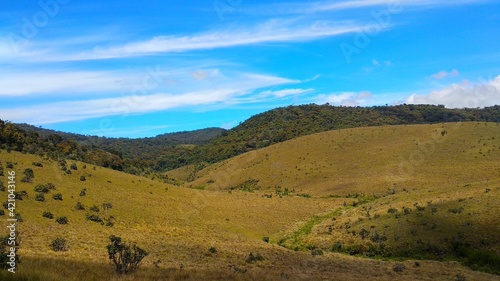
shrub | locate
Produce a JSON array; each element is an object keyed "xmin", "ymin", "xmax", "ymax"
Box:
[
  {"xmin": 359, "ymin": 228, "xmax": 370, "ymax": 239},
  {"xmin": 70, "ymin": 163, "xmax": 78, "ymax": 170},
  {"xmin": 449, "ymin": 207, "xmax": 464, "ymax": 214},
  {"xmin": 6, "ymin": 162, "xmax": 14, "ymax": 169},
  {"xmin": 86, "ymin": 214, "xmax": 103, "ymax": 224},
  {"xmin": 262, "ymin": 236, "xmax": 270, "ymax": 243},
  {"xmin": 56, "ymin": 216, "xmax": 68, "ymax": 224},
  {"xmin": 34, "ymin": 184, "xmax": 50, "ymax": 193},
  {"xmin": 43, "ymin": 211, "xmax": 54, "ymax": 219},
  {"xmin": 311, "ymin": 249, "xmax": 324, "ymax": 256},
  {"xmin": 106, "ymin": 235, "xmax": 148, "ymax": 274},
  {"xmin": 388, "ymin": 208, "xmax": 398, "ymax": 214},
  {"xmin": 0, "ymin": 181, "xmax": 4, "ymax": 191},
  {"xmin": 0, "ymin": 210, "xmax": 4, "ymax": 216},
  {"xmin": 79, "ymin": 188, "xmax": 87, "ymax": 196},
  {"xmin": 332, "ymin": 242, "xmax": 343, "ymax": 251},
  {"xmin": 90, "ymin": 205, "xmax": 100, "ymax": 212},
  {"xmin": 50, "ymin": 238, "xmax": 68, "ymax": 252},
  {"xmin": 14, "ymin": 191, "xmax": 28, "ymax": 200},
  {"xmin": 75, "ymin": 202, "xmax": 85, "ymax": 210},
  {"xmin": 14, "ymin": 213, "xmax": 23, "ymax": 222},
  {"xmin": 245, "ymin": 252, "xmax": 264, "ymax": 263},
  {"xmin": 102, "ymin": 203, "xmax": 113, "ymax": 210},
  {"xmin": 80, "ymin": 176, "xmax": 86, "ymax": 181},
  {"xmin": 23, "ymin": 168, "xmax": 34, "ymax": 179},
  {"xmin": 35, "ymin": 193, "xmax": 45, "ymax": 202},
  {"xmin": 32, "ymin": 162, "xmax": 43, "ymax": 167},
  {"xmin": 209, "ymin": 247, "xmax": 217, "ymax": 254},
  {"xmin": 52, "ymin": 193, "xmax": 63, "ymax": 201},
  {"xmin": 393, "ymin": 263, "xmax": 406, "ymax": 272}
]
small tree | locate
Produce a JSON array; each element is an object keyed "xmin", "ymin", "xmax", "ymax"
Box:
[{"xmin": 106, "ymin": 235, "xmax": 148, "ymax": 274}]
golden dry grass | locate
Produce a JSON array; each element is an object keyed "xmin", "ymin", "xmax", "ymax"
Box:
[{"xmin": 0, "ymin": 122, "xmax": 499, "ymax": 280}]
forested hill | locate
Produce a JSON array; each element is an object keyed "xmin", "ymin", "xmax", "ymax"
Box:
[
  {"xmin": 15, "ymin": 123, "xmax": 226, "ymax": 159},
  {"xmin": 1, "ymin": 121, "xmax": 225, "ymax": 173},
  {"xmin": 196, "ymin": 104, "xmax": 500, "ymax": 163},
  {"xmin": 2, "ymin": 104, "xmax": 500, "ymax": 174}
]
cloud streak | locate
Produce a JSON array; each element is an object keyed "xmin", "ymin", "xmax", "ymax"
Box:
[
  {"xmin": 431, "ymin": 69, "xmax": 459, "ymax": 80},
  {"xmin": 12, "ymin": 20, "xmax": 368, "ymax": 62},
  {"xmin": 242, "ymin": 0, "xmax": 490, "ymax": 16},
  {"xmin": 0, "ymin": 72, "xmax": 297, "ymax": 124}
]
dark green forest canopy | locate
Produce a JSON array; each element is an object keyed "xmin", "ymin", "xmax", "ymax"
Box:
[{"xmin": 2, "ymin": 104, "xmax": 499, "ymax": 174}]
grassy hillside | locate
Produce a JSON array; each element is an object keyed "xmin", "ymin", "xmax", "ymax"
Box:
[
  {"xmin": 196, "ymin": 104, "xmax": 500, "ymax": 164},
  {"xmin": 189, "ymin": 122, "xmax": 500, "ymax": 196},
  {"xmin": 0, "ymin": 122, "xmax": 499, "ymax": 280},
  {"xmin": 184, "ymin": 122, "xmax": 500, "ymax": 274}
]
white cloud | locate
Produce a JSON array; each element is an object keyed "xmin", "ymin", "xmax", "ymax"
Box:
[
  {"xmin": 431, "ymin": 69, "xmax": 459, "ymax": 79},
  {"xmin": 243, "ymin": 0, "xmax": 489, "ymax": 16},
  {"xmin": 363, "ymin": 59, "xmax": 392, "ymax": 72},
  {"xmin": 406, "ymin": 75, "xmax": 500, "ymax": 108},
  {"xmin": 190, "ymin": 69, "xmax": 220, "ymax": 80},
  {"xmin": 259, "ymin": 88, "xmax": 314, "ymax": 98},
  {"xmin": 220, "ymin": 120, "xmax": 238, "ymax": 130},
  {"xmin": 11, "ymin": 19, "xmax": 366, "ymax": 62},
  {"xmin": 0, "ymin": 70, "xmax": 129, "ymax": 96},
  {"xmin": 0, "ymin": 72, "xmax": 296, "ymax": 124},
  {"xmin": 315, "ymin": 91, "xmax": 373, "ymax": 106}
]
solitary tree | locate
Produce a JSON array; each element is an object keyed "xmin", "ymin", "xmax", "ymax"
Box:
[{"xmin": 106, "ymin": 235, "xmax": 148, "ymax": 274}]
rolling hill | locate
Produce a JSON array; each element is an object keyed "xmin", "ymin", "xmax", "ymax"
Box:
[
  {"xmin": 5, "ymin": 105, "xmax": 500, "ymax": 176},
  {"xmin": 177, "ymin": 122, "xmax": 500, "ymax": 274},
  {"xmin": 0, "ymin": 122, "xmax": 498, "ymax": 280}
]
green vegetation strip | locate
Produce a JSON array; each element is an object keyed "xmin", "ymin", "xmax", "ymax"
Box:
[{"xmin": 279, "ymin": 206, "xmax": 349, "ymax": 251}]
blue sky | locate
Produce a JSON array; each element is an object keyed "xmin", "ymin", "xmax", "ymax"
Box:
[{"xmin": 1, "ymin": 0, "xmax": 500, "ymax": 137}]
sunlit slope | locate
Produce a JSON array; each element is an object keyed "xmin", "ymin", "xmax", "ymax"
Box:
[
  {"xmin": 0, "ymin": 151, "xmax": 339, "ymax": 269},
  {"xmin": 190, "ymin": 122, "xmax": 500, "ymax": 197}
]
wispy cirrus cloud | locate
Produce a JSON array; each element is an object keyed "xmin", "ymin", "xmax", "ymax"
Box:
[
  {"xmin": 0, "ymin": 72, "xmax": 297, "ymax": 124},
  {"xmin": 242, "ymin": 0, "xmax": 490, "ymax": 16},
  {"xmin": 431, "ymin": 69, "xmax": 459, "ymax": 80},
  {"xmin": 11, "ymin": 19, "xmax": 368, "ymax": 62}
]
